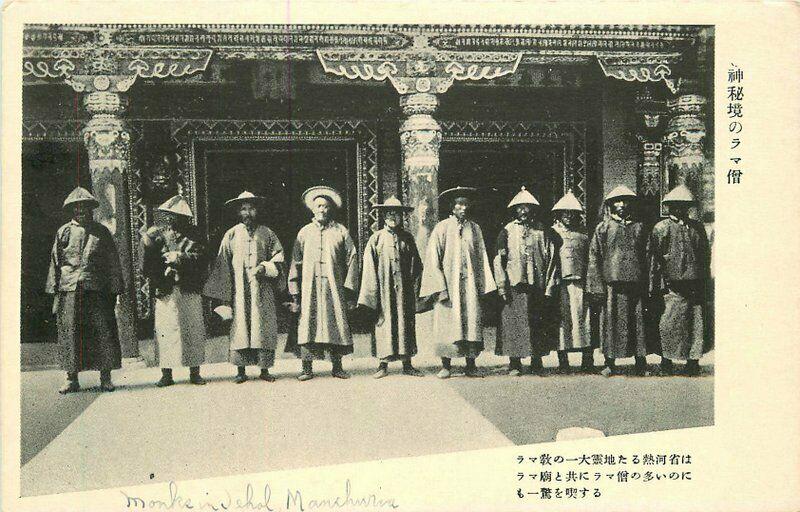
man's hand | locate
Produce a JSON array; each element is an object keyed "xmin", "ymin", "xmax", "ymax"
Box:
[
  {"xmin": 253, "ymin": 264, "xmax": 267, "ymax": 277},
  {"xmin": 163, "ymin": 251, "xmax": 180, "ymax": 265}
]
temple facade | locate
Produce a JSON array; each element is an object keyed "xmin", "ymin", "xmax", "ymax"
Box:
[{"xmin": 21, "ymin": 24, "xmax": 714, "ymax": 363}]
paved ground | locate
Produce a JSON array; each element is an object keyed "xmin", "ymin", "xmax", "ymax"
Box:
[{"xmin": 19, "ymin": 331, "xmax": 714, "ymax": 497}]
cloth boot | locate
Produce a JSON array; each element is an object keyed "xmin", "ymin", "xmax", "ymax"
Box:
[
  {"xmin": 59, "ymin": 372, "xmax": 80, "ymax": 395},
  {"xmin": 189, "ymin": 366, "xmax": 206, "ymax": 385},
  {"xmin": 437, "ymin": 357, "xmax": 452, "ymax": 379},
  {"xmin": 529, "ymin": 356, "xmax": 544, "ymax": 376},
  {"xmin": 508, "ymin": 357, "xmax": 522, "ymax": 377},
  {"xmin": 234, "ymin": 366, "xmax": 248, "ymax": 384},
  {"xmin": 660, "ymin": 358, "xmax": 674, "ymax": 376},
  {"xmin": 402, "ymin": 358, "xmax": 423, "ymax": 377},
  {"xmin": 557, "ymin": 351, "xmax": 570, "ymax": 372},
  {"xmin": 684, "ymin": 359, "xmax": 701, "ymax": 377},
  {"xmin": 100, "ymin": 369, "xmax": 115, "ymax": 392},
  {"xmin": 465, "ymin": 357, "xmax": 482, "ymax": 378},
  {"xmin": 374, "ymin": 361, "xmax": 389, "ymax": 379},
  {"xmin": 298, "ymin": 359, "xmax": 314, "ymax": 381},
  {"xmin": 156, "ymin": 368, "xmax": 175, "ymax": 387},
  {"xmin": 634, "ymin": 356, "xmax": 649, "ymax": 377},
  {"xmin": 331, "ymin": 355, "xmax": 350, "ymax": 379}
]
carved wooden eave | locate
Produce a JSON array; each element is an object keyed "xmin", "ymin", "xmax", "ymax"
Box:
[{"xmin": 23, "ymin": 24, "xmax": 704, "ymax": 92}]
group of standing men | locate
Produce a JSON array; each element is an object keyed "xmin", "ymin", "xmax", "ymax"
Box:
[{"xmin": 46, "ymin": 179, "xmax": 711, "ymax": 394}]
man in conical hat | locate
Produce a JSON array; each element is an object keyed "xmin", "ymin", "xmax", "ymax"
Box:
[
  {"xmin": 493, "ymin": 186, "xmax": 558, "ymax": 376},
  {"xmin": 587, "ymin": 184, "xmax": 651, "ymax": 376},
  {"xmin": 287, "ymin": 185, "xmax": 359, "ymax": 381},
  {"xmin": 204, "ymin": 191, "xmax": 286, "ymax": 383},
  {"xmin": 551, "ymin": 190, "xmax": 596, "ymax": 373},
  {"xmin": 647, "ymin": 184, "xmax": 712, "ymax": 376},
  {"xmin": 358, "ymin": 196, "xmax": 424, "ymax": 378},
  {"xmin": 140, "ymin": 195, "xmax": 207, "ymax": 387},
  {"xmin": 420, "ymin": 186, "xmax": 496, "ymax": 378},
  {"xmin": 46, "ymin": 187, "xmax": 124, "ymax": 393}
]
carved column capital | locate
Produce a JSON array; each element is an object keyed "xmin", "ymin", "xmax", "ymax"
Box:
[
  {"xmin": 663, "ymin": 93, "xmax": 711, "ymax": 219},
  {"xmin": 82, "ymin": 91, "xmax": 131, "ymax": 177}
]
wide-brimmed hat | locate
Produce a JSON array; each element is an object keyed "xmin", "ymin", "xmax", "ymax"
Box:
[
  {"xmin": 507, "ymin": 186, "xmax": 540, "ymax": 209},
  {"xmin": 225, "ymin": 191, "xmax": 266, "ymax": 207},
  {"xmin": 552, "ymin": 191, "xmax": 584, "ymax": 212},
  {"xmin": 157, "ymin": 195, "xmax": 194, "ymax": 217},
  {"xmin": 604, "ymin": 185, "xmax": 638, "ymax": 203},
  {"xmin": 372, "ymin": 195, "xmax": 413, "ymax": 212},
  {"xmin": 302, "ymin": 185, "xmax": 343, "ymax": 211},
  {"xmin": 662, "ymin": 184, "xmax": 695, "ymax": 204},
  {"xmin": 63, "ymin": 187, "xmax": 99, "ymax": 209},
  {"xmin": 438, "ymin": 186, "xmax": 478, "ymax": 204}
]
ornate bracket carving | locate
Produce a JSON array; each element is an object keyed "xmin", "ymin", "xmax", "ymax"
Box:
[
  {"xmin": 597, "ymin": 54, "xmax": 682, "ymax": 94},
  {"xmin": 316, "ymin": 35, "xmax": 522, "ymax": 94},
  {"xmin": 23, "ymin": 46, "xmax": 213, "ymax": 92}
]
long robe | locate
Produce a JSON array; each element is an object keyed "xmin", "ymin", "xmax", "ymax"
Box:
[
  {"xmin": 203, "ymin": 223, "xmax": 285, "ymax": 367},
  {"xmin": 358, "ymin": 227, "xmax": 422, "ymax": 360},
  {"xmin": 140, "ymin": 225, "xmax": 206, "ymax": 368},
  {"xmin": 45, "ymin": 220, "xmax": 123, "ymax": 372},
  {"xmin": 493, "ymin": 221, "xmax": 558, "ymax": 358},
  {"xmin": 552, "ymin": 224, "xmax": 593, "ymax": 351},
  {"xmin": 587, "ymin": 216, "xmax": 649, "ymax": 359},
  {"xmin": 287, "ymin": 220, "xmax": 359, "ymax": 357},
  {"xmin": 648, "ymin": 217, "xmax": 712, "ymax": 360},
  {"xmin": 419, "ymin": 216, "xmax": 497, "ymax": 358}
]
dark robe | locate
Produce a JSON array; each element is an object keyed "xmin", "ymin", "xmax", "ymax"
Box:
[
  {"xmin": 45, "ymin": 220, "xmax": 124, "ymax": 372},
  {"xmin": 587, "ymin": 215, "xmax": 651, "ymax": 359},
  {"xmin": 493, "ymin": 221, "xmax": 559, "ymax": 358},
  {"xmin": 648, "ymin": 217, "xmax": 713, "ymax": 360},
  {"xmin": 358, "ymin": 227, "xmax": 422, "ymax": 360}
]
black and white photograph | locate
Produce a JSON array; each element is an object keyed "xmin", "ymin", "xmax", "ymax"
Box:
[{"xmin": 16, "ymin": 20, "xmax": 718, "ymax": 500}]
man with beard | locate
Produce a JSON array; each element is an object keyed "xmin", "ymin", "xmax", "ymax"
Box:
[
  {"xmin": 648, "ymin": 184, "xmax": 712, "ymax": 376},
  {"xmin": 551, "ymin": 191, "xmax": 595, "ymax": 373},
  {"xmin": 46, "ymin": 187, "xmax": 124, "ymax": 393},
  {"xmin": 204, "ymin": 191, "xmax": 286, "ymax": 383},
  {"xmin": 358, "ymin": 196, "xmax": 424, "ymax": 379},
  {"xmin": 493, "ymin": 186, "xmax": 559, "ymax": 376},
  {"xmin": 140, "ymin": 195, "xmax": 207, "ymax": 387},
  {"xmin": 287, "ymin": 186, "xmax": 359, "ymax": 381},
  {"xmin": 587, "ymin": 185, "xmax": 650, "ymax": 377},
  {"xmin": 419, "ymin": 187, "xmax": 496, "ymax": 379}
]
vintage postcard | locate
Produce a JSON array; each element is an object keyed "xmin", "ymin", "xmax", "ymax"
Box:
[{"xmin": 1, "ymin": 1, "xmax": 799, "ymax": 511}]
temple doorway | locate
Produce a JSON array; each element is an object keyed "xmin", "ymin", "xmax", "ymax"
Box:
[{"xmin": 197, "ymin": 139, "xmax": 358, "ymax": 333}]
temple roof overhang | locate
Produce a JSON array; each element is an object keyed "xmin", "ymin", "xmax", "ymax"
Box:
[{"xmin": 22, "ymin": 24, "xmax": 710, "ymax": 95}]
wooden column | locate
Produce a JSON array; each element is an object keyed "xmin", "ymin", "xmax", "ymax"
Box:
[
  {"xmin": 82, "ymin": 90, "xmax": 143, "ymax": 366},
  {"xmin": 399, "ymin": 92, "xmax": 441, "ymax": 253}
]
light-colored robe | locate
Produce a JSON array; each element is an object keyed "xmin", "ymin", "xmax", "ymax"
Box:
[
  {"xmin": 203, "ymin": 224, "xmax": 285, "ymax": 358},
  {"xmin": 140, "ymin": 225, "xmax": 206, "ymax": 368},
  {"xmin": 358, "ymin": 227, "xmax": 422, "ymax": 360},
  {"xmin": 288, "ymin": 220, "xmax": 359, "ymax": 351},
  {"xmin": 493, "ymin": 221, "xmax": 559, "ymax": 358},
  {"xmin": 419, "ymin": 216, "xmax": 497, "ymax": 357}
]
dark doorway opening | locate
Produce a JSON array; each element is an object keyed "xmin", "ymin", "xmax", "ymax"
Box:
[
  {"xmin": 439, "ymin": 140, "xmax": 565, "ymax": 325},
  {"xmin": 197, "ymin": 139, "xmax": 358, "ymax": 334},
  {"xmin": 21, "ymin": 140, "xmax": 91, "ymax": 343}
]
